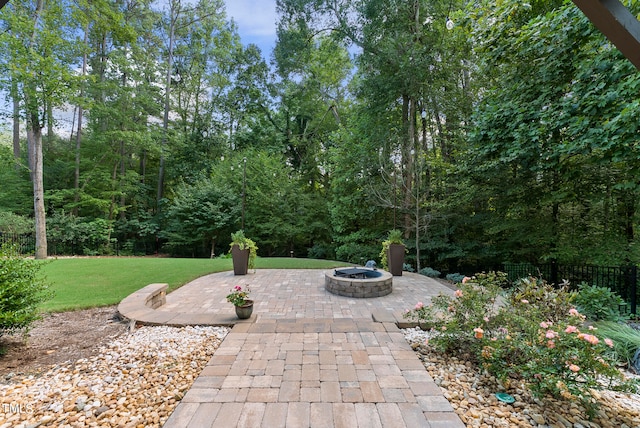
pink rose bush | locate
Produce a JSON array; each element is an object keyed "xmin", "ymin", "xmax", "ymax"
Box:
[{"xmin": 403, "ymin": 273, "xmax": 634, "ymax": 416}]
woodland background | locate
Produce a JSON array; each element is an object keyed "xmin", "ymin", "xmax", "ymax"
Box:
[{"xmin": 1, "ymin": 0, "xmax": 639, "ymax": 276}]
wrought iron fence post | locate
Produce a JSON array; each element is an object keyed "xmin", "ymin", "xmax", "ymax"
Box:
[
  {"xmin": 550, "ymin": 260, "xmax": 559, "ymax": 286},
  {"xmin": 630, "ymin": 265, "xmax": 637, "ymax": 315}
]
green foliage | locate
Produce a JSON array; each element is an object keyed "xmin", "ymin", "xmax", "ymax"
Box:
[
  {"xmin": 419, "ymin": 267, "xmax": 441, "ymax": 278},
  {"xmin": 225, "ymin": 285, "xmax": 251, "ymax": 307},
  {"xmin": 47, "ymin": 212, "xmax": 115, "ymax": 255},
  {"xmin": 0, "ymin": 244, "xmax": 51, "ymax": 334},
  {"xmin": 594, "ymin": 321, "xmax": 640, "ymax": 367},
  {"xmin": 230, "ymin": 230, "xmax": 258, "ymax": 270},
  {"xmin": 0, "ymin": 146, "xmax": 32, "ymax": 216},
  {"xmin": 446, "ymin": 273, "xmax": 465, "ymax": 283},
  {"xmin": 508, "ymin": 277, "xmax": 576, "ymax": 324},
  {"xmin": 463, "ymin": 1, "xmax": 640, "ymax": 266},
  {"xmin": 574, "ymin": 283, "xmax": 627, "ymax": 322},
  {"xmin": 0, "ymin": 212, "xmax": 33, "ymax": 235},
  {"xmin": 404, "ymin": 272, "xmax": 636, "ymax": 415},
  {"xmin": 162, "ymin": 179, "xmax": 240, "ymax": 257}
]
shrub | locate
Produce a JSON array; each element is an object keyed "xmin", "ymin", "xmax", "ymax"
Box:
[
  {"xmin": 419, "ymin": 267, "xmax": 441, "ymax": 278},
  {"xmin": 594, "ymin": 321, "xmax": 640, "ymax": 369},
  {"xmin": 404, "ymin": 272, "xmax": 637, "ymax": 416},
  {"xmin": 574, "ymin": 282, "xmax": 626, "ymax": 322},
  {"xmin": 446, "ymin": 273, "xmax": 465, "ymax": 283},
  {"xmin": 403, "ymin": 263, "xmax": 415, "ymax": 272},
  {"xmin": 0, "ymin": 244, "xmax": 51, "ymax": 335}
]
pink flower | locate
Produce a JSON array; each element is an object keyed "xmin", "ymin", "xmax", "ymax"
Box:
[
  {"xmin": 569, "ymin": 308, "xmax": 580, "ymax": 317},
  {"xmin": 545, "ymin": 330, "xmax": 557, "ymax": 339},
  {"xmin": 483, "ymin": 316, "xmax": 490, "ymax": 322},
  {"xmin": 547, "ymin": 340, "xmax": 555, "ymax": 349},
  {"xmin": 462, "ymin": 277, "xmax": 471, "ymax": 284},
  {"xmin": 581, "ymin": 334, "xmax": 599, "ymax": 345},
  {"xmin": 234, "ymin": 285, "xmax": 242, "ymax": 291},
  {"xmin": 521, "ymin": 299, "xmax": 529, "ymax": 304},
  {"xmin": 441, "ymin": 326, "xmax": 447, "ymax": 331},
  {"xmin": 540, "ymin": 321, "xmax": 549, "ymax": 329},
  {"xmin": 415, "ymin": 302, "xmax": 424, "ymax": 310},
  {"xmin": 473, "ymin": 327, "xmax": 484, "ymax": 339},
  {"xmin": 454, "ymin": 289, "xmax": 463, "ymax": 298},
  {"xmin": 588, "ymin": 325, "xmax": 596, "ymax": 331},
  {"xmin": 564, "ymin": 325, "xmax": 578, "ymax": 334},
  {"xmin": 568, "ymin": 364, "xmax": 580, "ymax": 373},
  {"xmin": 604, "ymin": 338, "xmax": 614, "ymax": 348}
]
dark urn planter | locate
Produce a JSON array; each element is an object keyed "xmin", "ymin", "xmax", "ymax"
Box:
[
  {"xmin": 387, "ymin": 244, "xmax": 405, "ymax": 276},
  {"xmin": 232, "ymin": 244, "xmax": 249, "ymax": 275},
  {"xmin": 235, "ymin": 300, "xmax": 254, "ymax": 319}
]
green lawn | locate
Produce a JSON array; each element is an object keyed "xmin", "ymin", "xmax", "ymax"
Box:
[{"xmin": 40, "ymin": 257, "xmax": 348, "ymax": 312}]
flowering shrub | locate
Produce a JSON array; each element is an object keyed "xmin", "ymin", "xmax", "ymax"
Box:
[
  {"xmin": 226, "ymin": 285, "xmax": 251, "ymax": 307},
  {"xmin": 405, "ymin": 271, "xmax": 506, "ymax": 355},
  {"xmin": 404, "ymin": 272, "xmax": 638, "ymax": 416}
]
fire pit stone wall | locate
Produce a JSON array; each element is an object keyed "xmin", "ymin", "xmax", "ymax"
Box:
[{"xmin": 324, "ymin": 268, "xmax": 393, "ymax": 298}]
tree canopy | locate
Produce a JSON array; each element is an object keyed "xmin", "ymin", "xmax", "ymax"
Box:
[{"xmin": 1, "ymin": 0, "xmax": 639, "ymax": 274}]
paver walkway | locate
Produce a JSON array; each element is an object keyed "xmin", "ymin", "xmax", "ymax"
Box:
[{"xmin": 122, "ymin": 269, "xmax": 465, "ymax": 427}]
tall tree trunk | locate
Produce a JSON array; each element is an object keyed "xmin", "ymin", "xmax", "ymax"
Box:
[
  {"xmin": 46, "ymin": 100, "xmax": 53, "ymax": 143},
  {"xmin": 140, "ymin": 149, "xmax": 147, "ymax": 183},
  {"xmin": 120, "ymin": 140, "xmax": 126, "ymax": 220},
  {"xmin": 73, "ymin": 21, "xmax": 88, "ymax": 215},
  {"xmin": 27, "ymin": 0, "xmax": 47, "ymax": 260},
  {"xmin": 11, "ymin": 80, "xmax": 20, "ymax": 169},
  {"xmin": 27, "ymin": 117, "xmax": 47, "ymax": 259},
  {"xmin": 157, "ymin": 0, "xmax": 179, "ymax": 207}
]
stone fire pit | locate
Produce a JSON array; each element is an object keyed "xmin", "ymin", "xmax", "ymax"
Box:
[{"xmin": 324, "ymin": 267, "xmax": 393, "ymax": 298}]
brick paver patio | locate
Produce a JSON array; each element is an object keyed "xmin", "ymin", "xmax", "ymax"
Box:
[{"xmin": 121, "ymin": 269, "xmax": 465, "ymax": 427}]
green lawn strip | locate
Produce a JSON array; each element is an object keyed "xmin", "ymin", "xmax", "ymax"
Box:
[{"xmin": 39, "ymin": 257, "xmax": 348, "ymax": 312}]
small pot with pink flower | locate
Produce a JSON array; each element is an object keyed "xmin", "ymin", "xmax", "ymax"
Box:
[{"xmin": 226, "ymin": 285, "xmax": 253, "ymax": 319}]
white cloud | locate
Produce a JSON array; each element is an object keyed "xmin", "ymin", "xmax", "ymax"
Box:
[
  {"xmin": 224, "ymin": 0, "xmax": 277, "ymax": 55},
  {"xmin": 224, "ymin": 0, "xmax": 277, "ymax": 37}
]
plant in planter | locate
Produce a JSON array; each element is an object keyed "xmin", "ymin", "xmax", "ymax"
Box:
[
  {"xmin": 380, "ymin": 229, "xmax": 405, "ymax": 276},
  {"xmin": 226, "ymin": 285, "xmax": 253, "ymax": 319},
  {"xmin": 229, "ymin": 230, "xmax": 257, "ymax": 275}
]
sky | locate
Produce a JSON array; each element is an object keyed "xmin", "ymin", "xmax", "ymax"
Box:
[
  {"xmin": 0, "ymin": 0, "xmax": 280, "ymax": 137},
  {"xmin": 224, "ymin": 0, "xmax": 278, "ymax": 58}
]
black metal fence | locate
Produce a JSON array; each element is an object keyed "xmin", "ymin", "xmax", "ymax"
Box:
[
  {"xmin": 0, "ymin": 232, "xmax": 35, "ymax": 254},
  {"xmin": 503, "ymin": 262, "xmax": 638, "ymax": 315}
]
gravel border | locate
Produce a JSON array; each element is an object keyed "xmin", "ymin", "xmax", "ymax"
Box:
[
  {"xmin": 403, "ymin": 327, "xmax": 640, "ymax": 428},
  {"xmin": 0, "ymin": 325, "xmax": 229, "ymax": 428}
]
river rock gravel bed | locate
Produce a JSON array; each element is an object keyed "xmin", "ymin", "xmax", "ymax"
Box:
[
  {"xmin": 0, "ymin": 325, "xmax": 229, "ymax": 428},
  {"xmin": 403, "ymin": 327, "xmax": 640, "ymax": 428}
]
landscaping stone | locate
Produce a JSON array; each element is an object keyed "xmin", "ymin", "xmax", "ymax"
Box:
[
  {"xmin": 403, "ymin": 326, "xmax": 640, "ymax": 428},
  {"xmin": 0, "ymin": 325, "xmax": 228, "ymax": 427}
]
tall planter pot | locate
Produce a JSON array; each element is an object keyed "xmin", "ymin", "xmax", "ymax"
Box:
[
  {"xmin": 231, "ymin": 244, "xmax": 249, "ymax": 275},
  {"xmin": 387, "ymin": 244, "xmax": 405, "ymax": 276}
]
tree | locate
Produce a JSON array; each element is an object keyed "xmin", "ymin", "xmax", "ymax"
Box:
[
  {"xmin": 156, "ymin": 0, "xmax": 227, "ymax": 205},
  {"xmin": 160, "ymin": 178, "xmax": 240, "ymax": 257},
  {"xmin": 0, "ymin": 0, "xmax": 79, "ymax": 259},
  {"xmin": 464, "ymin": 1, "xmax": 640, "ymax": 266}
]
